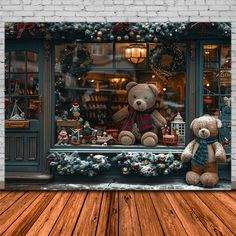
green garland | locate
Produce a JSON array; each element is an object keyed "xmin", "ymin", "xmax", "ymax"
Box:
[
  {"xmin": 5, "ymin": 22, "xmax": 231, "ymax": 43},
  {"xmin": 60, "ymin": 44, "xmax": 93, "ymax": 78},
  {"xmin": 149, "ymin": 44, "xmax": 185, "ymax": 73}
]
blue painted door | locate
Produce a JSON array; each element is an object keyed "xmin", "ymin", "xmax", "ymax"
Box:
[{"xmin": 5, "ymin": 40, "xmax": 44, "ymax": 172}]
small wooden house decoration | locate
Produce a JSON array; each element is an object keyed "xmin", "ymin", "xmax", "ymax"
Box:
[{"xmin": 171, "ymin": 112, "xmax": 185, "ymax": 145}]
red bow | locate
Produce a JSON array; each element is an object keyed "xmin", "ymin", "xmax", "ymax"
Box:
[
  {"xmin": 16, "ymin": 23, "xmax": 35, "ymax": 38},
  {"xmin": 114, "ymin": 23, "xmax": 130, "ymax": 34}
]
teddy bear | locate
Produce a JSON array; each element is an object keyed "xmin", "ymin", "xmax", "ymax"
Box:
[
  {"xmin": 181, "ymin": 115, "xmax": 226, "ymax": 187},
  {"xmin": 112, "ymin": 82, "xmax": 166, "ymax": 146}
]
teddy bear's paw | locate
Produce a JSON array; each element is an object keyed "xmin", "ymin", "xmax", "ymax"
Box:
[
  {"xmin": 141, "ymin": 132, "xmax": 158, "ymax": 147},
  {"xmin": 118, "ymin": 131, "xmax": 135, "ymax": 145},
  {"xmin": 215, "ymin": 151, "xmax": 227, "ymax": 163},
  {"xmin": 200, "ymin": 172, "xmax": 219, "ymax": 188},
  {"xmin": 181, "ymin": 152, "xmax": 193, "ymax": 162},
  {"xmin": 186, "ymin": 171, "xmax": 200, "ymax": 185}
]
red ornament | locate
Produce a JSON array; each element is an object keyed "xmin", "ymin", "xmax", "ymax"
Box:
[
  {"xmin": 89, "ymin": 154, "xmax": 94, "ymax": 158},
  {"xmin": 133, "ymin": 163, "xmax": 140, "ymax": 169},
  {"xmin": 204, "ymin": 96, "xmax": 213, "ymax": 105}
]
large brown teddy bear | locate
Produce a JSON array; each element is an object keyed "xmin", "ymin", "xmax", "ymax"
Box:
[
  {"xmin": 112, "ymin": 82, "xmax": 166, "ymax": 146},
  {"xmin": 181, "ymin": 115, "xmax": 226, "ymax": 187}
]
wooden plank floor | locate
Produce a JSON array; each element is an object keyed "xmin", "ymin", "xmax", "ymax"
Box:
[{"xmin": 0, "ymin": 191, "xmax": 235, "ymax": 236}]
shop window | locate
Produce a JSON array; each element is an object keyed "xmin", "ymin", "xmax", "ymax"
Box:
[
  {"xmin": 54, "ymin": 42, "xmax": 186, "ymax": 147},
  {"xmin": 5, "ymin": 51, "xmax": 40, "ymax": 120},
  {"xmin": 203, "ymin": 44, "xmax": 231, "ymax": 151}
]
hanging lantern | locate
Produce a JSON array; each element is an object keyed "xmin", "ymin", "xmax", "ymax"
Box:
[{"xmin": 125, "ymin": 43, "xmax": 147, "ymax": 64}]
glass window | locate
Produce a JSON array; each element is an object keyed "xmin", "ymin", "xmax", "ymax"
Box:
[
  {"xmin": 203, "ymin": 44, "xmax": 231, "ymax": 151},
  {"xmin": 5, "ymin": 50, "xmax": 40, "ymax": 120},
  {"xmin": 54, "ymin": 42, "xmax": 186, "ymax": 147}
]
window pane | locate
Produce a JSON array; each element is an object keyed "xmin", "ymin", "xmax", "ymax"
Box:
[
  {"xmin": 27, "ymin": 98, "xmax": 39, "ymax": 119},
  {"xmin": 87, "ymin": 43, "xmax": 113, "ymax": 68},
  {"xmin": 6, "ymin": 97, "xmax": 26, "ymax": 120},
  {"xmin": 10, "ymin": 74, "xmax": 25, "ymax": 95},
  {"xmin": 54, "ymin": 43, "xmax": 186, "ymax": 147},
  {"xmin": 203, "ymin": 45, "xmax": 219, "ymax": 70},
  {"xmin": 5, "ymin": 52, "xmax": 9, "ymax": 73},
  {"xmin": 220, "ymin": 45, "xmax": 231, "ymax": 94},
  {"xmin": 10, "ymin": 51, "xmax": 26, "ymax": 72},
  {"xmin": 27, "ymin": 52, "xmax": 39, "ymax": 72},
  {"xmin": 203, "ymin": 71, "xmax": 218, "ymax": 95},
  {"xmin": 203, "ymin": 96, "xmax": 219, "ymax": 117},
  {"xmin": 26, "ymin": 74, "xmax": 39, "ymax": 95}
]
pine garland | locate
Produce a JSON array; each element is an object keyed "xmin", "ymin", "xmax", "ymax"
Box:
[
  {"xmin": 112, "ymin": 152, "xmax": 183, "ymax": 177},
  {"xmin": 5, "ymin": 22, "xmax": 231, "ymax": 42},
  {"xmin": 47, "ymin": 152, "xmax": 111, "ymax": 176}
]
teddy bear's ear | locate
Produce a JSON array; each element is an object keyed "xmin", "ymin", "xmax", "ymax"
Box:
[
  {"xmin": 216, "ymin": 118, "xmax": 222, "ymax": 128},
  {"xmin": 126, "ymin": 81, "xmax": 138, "ymax": 91},
  {"xmin": 148, "ymin": 84, "xmax": 158, "ymax": 97},
  {"xmin": 190, "ymin": 119, "xmax": 195, "ymax": 129}
]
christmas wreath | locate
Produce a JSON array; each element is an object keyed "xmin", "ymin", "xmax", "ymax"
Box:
[
  {"xmin": 150, "ymin": 44, "xmax": 185, "ymax": 73},
  {"xmin": 60, "ymin": 44, "xmax": 93, "ymax": 78}
]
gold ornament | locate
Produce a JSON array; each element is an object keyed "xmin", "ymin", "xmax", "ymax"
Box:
[
  {"xmin": 110, "ymin": 35, "xmax": 114, "ymax": 40},
  {"xmin": 143, "ymin": 160, "xmax": 149, "ymax": 165},
  {"xmin": 117, "ymin": 36, "xmax": 122, "ymax": 41},
  {"xmin": 96, "ymin": 36, "xmax": 102, "ymax": 42},
  {"xmin": 129, "ymin": 31, "xmax": 134, "ymax": 37},
  {"xmin": 122, "ymin": 167, "xmax": 129, "ymax": 175},
  {"xmin": 136, "ymin": 34, "xmax": 141, "ymax": 40},
  {"xmin": 97, "ymin": 31, "xmax": 103, "ymax": 37},
  {"xmin": 153, "ymin": 37, "xmax": 158, "ymax": 43},
  {"xmin": 124, "ymin": 35, "xmax": 129, "ymax": 40}
]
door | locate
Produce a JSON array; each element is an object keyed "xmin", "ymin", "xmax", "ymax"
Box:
[
  {"xmin": 197, "ymin": 42, "xmax": 231, "ymax": 153},
  {"xmin": 5, "ymin": 40, "xmax": 44, "ymax": 172}
]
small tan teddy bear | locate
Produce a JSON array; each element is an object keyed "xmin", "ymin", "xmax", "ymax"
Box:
[
  {"xmin": 112, "ymin": 82, "xmax": 166, "ymax": 146},
  {"xmin": 181, "ymin": 115, "xmax": 226, "ymax": 187}
]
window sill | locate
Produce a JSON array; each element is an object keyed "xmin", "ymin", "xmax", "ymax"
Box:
[{"xmin": 50, "ymin": 145, "xmax": 185, "ymax": 154}]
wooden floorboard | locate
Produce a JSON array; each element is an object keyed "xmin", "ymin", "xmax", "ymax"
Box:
[{"xmin": 0, "ymin": 191, "xmax": 235, "ymax": 236}]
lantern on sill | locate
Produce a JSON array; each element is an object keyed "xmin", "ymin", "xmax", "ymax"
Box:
[
  {"xmin": 171, "ymin": 112, "xmax": 185, "ymax": 145},
  {"xmin": 125, "ymin": 44, "xmax": 147, "ymax": 64}
]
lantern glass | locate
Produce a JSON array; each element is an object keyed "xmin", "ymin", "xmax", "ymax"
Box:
[{"xmin": 125, "ymin": 44, "xmax": 147, "ymax": 64}]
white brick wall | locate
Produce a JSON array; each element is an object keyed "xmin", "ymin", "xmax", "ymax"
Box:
[{"xmin": 0, "ymin": 0, "xmax": 235, "ymax": 187}]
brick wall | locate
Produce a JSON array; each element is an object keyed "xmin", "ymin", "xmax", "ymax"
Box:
[{"xmin": 0, "ymin": 0, "xmax": 235, "ymax": 188}]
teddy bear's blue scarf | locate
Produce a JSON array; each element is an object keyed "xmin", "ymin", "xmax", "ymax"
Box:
[{"xmin": 192, "ymin": 137, "xmax": 217, "ymax": 167}]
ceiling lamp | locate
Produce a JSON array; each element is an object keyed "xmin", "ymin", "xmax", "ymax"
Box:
[{"xmin": 125, "ymin": 44, "xmax": 147, "ymax": 64}]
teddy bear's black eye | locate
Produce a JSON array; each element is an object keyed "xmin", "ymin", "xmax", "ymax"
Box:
[
  {"xmin": 199, "ymin": 127, "xmax": 201, "ymax": 130},
  {"xmin": 144, "ymin": 96, "xmax": 148, "ymax": 100},
  {"xmin": 133, "ymin": 95, "xmax": 137, "ymax": 98}
]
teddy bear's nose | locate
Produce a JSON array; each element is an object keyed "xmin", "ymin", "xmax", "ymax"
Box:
[
  {"xmin": 136, "ymin": 101, "xmax": 141, "ymax": 106},
  {"xmin": 201, "ymin": 130, "xmax": 205, "ymax": 133}
]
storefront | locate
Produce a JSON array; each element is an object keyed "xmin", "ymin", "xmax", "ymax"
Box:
[{"xmin": 4, "ymin": 22, "xmax": 231, "ymax": 188}]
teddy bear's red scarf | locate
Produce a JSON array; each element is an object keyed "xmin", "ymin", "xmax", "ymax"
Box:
[{"xmin": 121, "ymin": 106, "xmax": 155, "ymax": 134}]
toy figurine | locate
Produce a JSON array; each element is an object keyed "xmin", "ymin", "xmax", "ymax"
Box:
[
  {"xmin": 61, "ymin": 110, "xmax": 68, "ymax": 121},
  {"xmin": 70, "ymin": 101, "xmax": 81, "ymax": 120},
  {"xmin": 56, "ymin": 127, "xmax": 69, "ymax": 145},
  {"xmin": 161, "ymin": 124, "xmax": 170, "ymax": 135},
  {"xmin": 83, "ymin": 121, "xmax": 97, "ymax": 136},
  {"xmin": 70, "ymin": 128, "xmax": 81, "ymax": 145}
]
